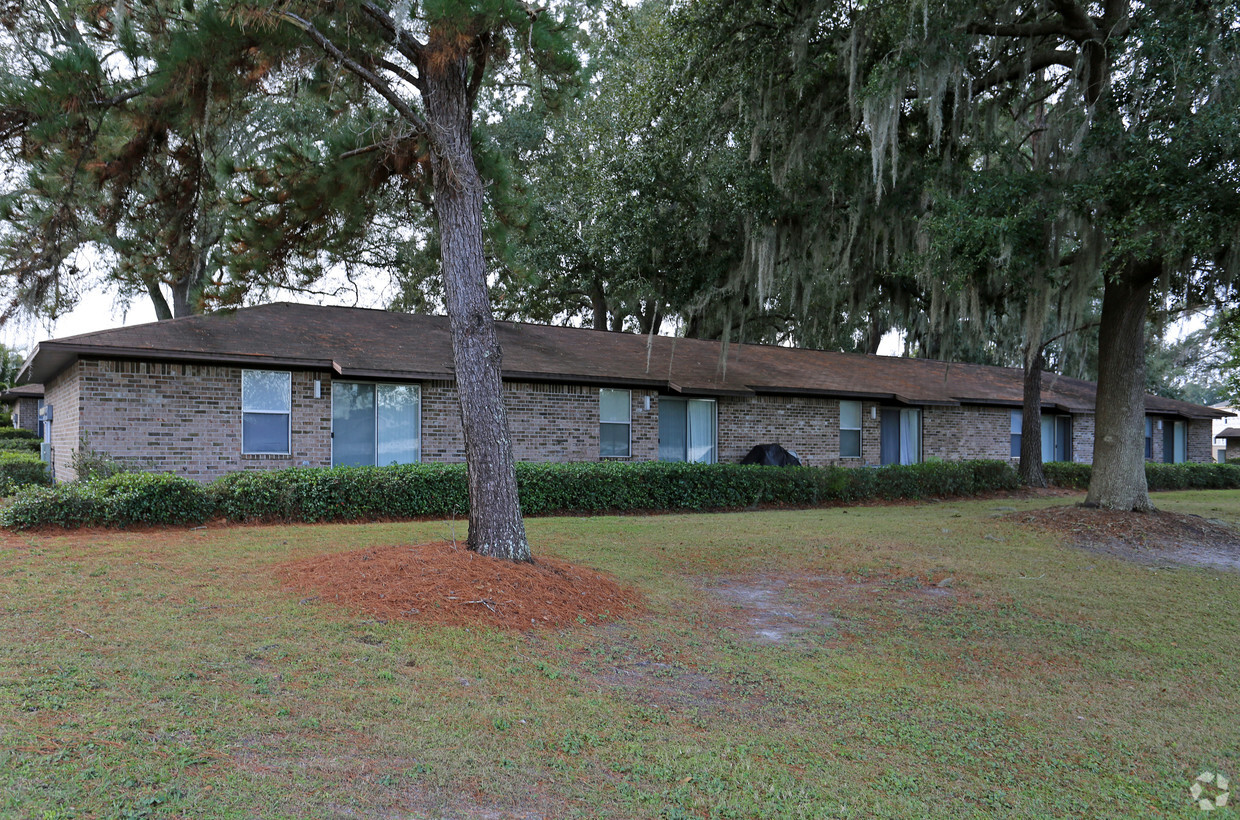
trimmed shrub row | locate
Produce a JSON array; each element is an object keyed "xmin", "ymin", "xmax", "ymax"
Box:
[
  {"xmin": 0, "ymin": 427, "xmax": 39, "ymax": 441},
  {"xmin": 0, "ymin": 438, "xmax": 41, "ymax": 455},
  {"xmin": 1, "ymin": 472, "xmax": 213, "ymax": 530},
  {"xmin": 0, "ymin": 452, "xmax": 50, "ymax": 496},
  {"xmin": 1042, "ymin": 461, "xmax": 1240, "ymax": 491},
  {"xmin": 1, "ymin": 459, "xmax": 1022, "ymax": 530}
]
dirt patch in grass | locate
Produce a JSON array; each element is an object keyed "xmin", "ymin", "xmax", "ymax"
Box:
[
  {"xmin": 704, "ymin": 573, "xmax": 959, "ymax": 644},
  {"xmin": 276, "ymin": 541, "xmax": 640, "ymax": 630},
  {"xmin": 1010, "ymin": 505, "xmax": 1240, "ymax": 570},
  {"xmin": 709, "ymin": 578, "xmax": 842, "ymax": 643}
]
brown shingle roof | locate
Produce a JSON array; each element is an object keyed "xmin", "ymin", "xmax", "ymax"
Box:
[
  {"xmin": 0, "ymin": 382, "xmax": 43, "ymax": 401},
  {"xmin": 1218, "ymin": 428, "xmax": 1240, "ymax": 439},
  {"xmin": 17, "ymin": 302, "xmax": 1228, "ymax": 419}
]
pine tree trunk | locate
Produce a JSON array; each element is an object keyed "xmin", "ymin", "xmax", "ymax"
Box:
[
  {"xmin": 424, "ymin": 48, "xmax": 531, "ymax": 561},
  {"xmin": 1018, "ymin": 346, "xmax": 1046, "ymax": 487},
  {"xmin": 145, "ymin": 277, "xmax": 173, "ymax": 321},
  {"xmin": 171, "ymin": 276, "xmax": 195, "ymax": 318},
  {"xmin": 1084, "ymin": 262, "xmax": 1159, "ymax": 511}
]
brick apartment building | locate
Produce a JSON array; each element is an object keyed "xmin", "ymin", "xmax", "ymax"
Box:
[{"xmin": 12, "ymin": 303, "xmax": 1228, "ymax": 482}]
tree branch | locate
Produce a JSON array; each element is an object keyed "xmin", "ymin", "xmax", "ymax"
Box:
[
  {"xmin": 91, "ymin": 85, "xmax": 149, "ymax": 108},
  {"xmin": 276, "ymin": 11, "xmax": 429, "ymax": 138},
  {"xmin": 360, "ymin": 2, "xmax": 425, "ymax": 74},
  {"xmin": 966, "ymin": 20, "xmax": 1078, "ymax": 39},
  {"xmin": 377, "ymin": 58, "xmax": 420, "ymax": 89},
  {"xmin": 1048, "ymin": 0, "xmax": 1102, "ymax": 41},
  {"xmin": 971, "ymin": 49, "xmax": 1077, "ymax": 96}
]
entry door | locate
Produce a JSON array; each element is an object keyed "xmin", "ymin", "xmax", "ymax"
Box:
[
  {"xmin": 880, "ymin": 410, "xmax": 901, "ymax": 465},
  {"xmin": 880, "ymin": 408, "xmax": 921, "ymax": 465}
]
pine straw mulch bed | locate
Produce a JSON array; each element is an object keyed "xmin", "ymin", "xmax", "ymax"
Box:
[
  {"xmin": 276, "ymin": 541, "xmax": 642, "ymax": 630},
  {"xmin": 1007, "ymin": 505, "xmax": 1240, "ymax": 571}
]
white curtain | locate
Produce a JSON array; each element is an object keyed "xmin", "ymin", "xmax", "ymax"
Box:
[
  {"xmin": 899, "ymin": 409, "xmax": 921, "ymax": 465},
  {"xmin": 687, "ymin": 400, "xmax": 716, "ymax": 463}
]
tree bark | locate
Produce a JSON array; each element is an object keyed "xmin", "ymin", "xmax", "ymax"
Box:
[
  {"xmin": 1084, "ymin": 261, "xmax": 1159, "ymax": 511},
  {"xmin": 170, "ymin": 274, "xmax": 196, "ymax": 318},
  {"xmin": 424, "ymin": 46, "xmax": 531, "ymax": 561},
  {"xmin": 1018, "ymin": 284, "xmax": 1049, "ymax": 486},
  {"xmin": 1018, "ymin": 346, "xmax": 1046, "ymax": 487},
  {"xmin": 589, "ymin": 279, "xmax": 608, "ymax": 330},
  {"xmin": 145, "ymin": 276, "xmax": 173, "ymax": 321}
]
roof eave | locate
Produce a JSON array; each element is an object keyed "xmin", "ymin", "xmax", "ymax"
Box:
[{"xmin": 24, "ymin": 341, "xmax": 338, "ymax": 383}]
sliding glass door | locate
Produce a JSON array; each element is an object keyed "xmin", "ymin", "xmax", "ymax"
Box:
[
  {"xmin": 332, "ymin": 382, "xmax": 421, "ymax": 467},
  {"xmin": 880, "ymin": 408, "xmax": 921, "ymax": 465},
  {"xmin": 658, "ymin": 398, "xmax": 717, "ymax": 463}
]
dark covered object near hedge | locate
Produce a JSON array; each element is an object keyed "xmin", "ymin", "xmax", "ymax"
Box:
[{"xmin": 740, "ymin": 444, "xmax": 802, "ymax": 466}]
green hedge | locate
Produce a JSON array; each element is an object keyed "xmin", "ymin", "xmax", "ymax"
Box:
[
  {"xmin": 2, "ymin": 472, "xmax": 214, "ymax": 529},
  {"xmin": 0, "ymin": 452, "xmax": 50, "ymax": 495},
  {"xmin": 1, "ymin": 459, "xmax": 1021, "ymax": 530},
  {"xmin": 1043, "ymin": 461, "xmax": 1240, "ymax": 491},
  {"xmin": 0, "ymin": 438, "xmax": 41, "ymax": 455},
  {"xmin": 0, "ymin": 428, "xmax": 39, "ymax": 441}
]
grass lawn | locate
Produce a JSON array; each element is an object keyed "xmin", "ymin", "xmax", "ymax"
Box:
[{"xmin": 2, "ymin": 490, "xmax": 1239, "ymax": 819}]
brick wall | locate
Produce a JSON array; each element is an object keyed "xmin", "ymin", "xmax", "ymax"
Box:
[
  {"xmin": 1188, "ymin": 419, "xmax": 1214, "ymax": 464},
  {"xmin": 1227, "ymin": 439, "xmax": 1240, "ymax": 461},
  {"xmin": 421, "ymin": 381, "xmax": 659, "ymax": 463},
  {"xmin": 715, "ymin": 394, "xmax": 843, "ymax": 465},
  {"xmin": 46, "ymin": 357, "xmax": 1220, "ymax": 482},
  {"xmin": 1071, "ymin": 413, "xmax": 1095, "ymax": 463},
  {"xmin": 9, "ymin": 397, "xmax": 39, "ymax": 433},
  {"xmin": 61, "ymin": 360, "xmax": 333, "ymax": 481},
  {"xmin": 922, "ymin": 405, "xmax": 1014, "ymax": 462},
  {"xmin": 44, "ymin": 364, "xmax": 80, "ymax": 482}
]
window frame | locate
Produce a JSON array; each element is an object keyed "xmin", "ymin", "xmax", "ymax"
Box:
[
  {"xmin": 839, "ymin": 400, "xmax": 863, "ymax": 459},
  {"xmin": 242, "ymin": 369, "xmax": 292, "ymax": 455},
  {"xmin": 331, "ymin": 380, "xmax": 423, "ymax": 467},
  {"xmin": 1145, "ymin": 417, "xmax": 1153, "ymax": 460},
  {"xmin": 599, "ymin": 388, "xmax": 632, "ymax": 459}
]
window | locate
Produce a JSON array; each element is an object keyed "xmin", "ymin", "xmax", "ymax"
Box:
[
  {"xmin": 1010, "ymin": 410, "xmax": 1022, "ymax": 458},
  {"xmin": 242, "ymin": 370, "xmax": 291, "ymax": 454},
  {"xmin": 658, "ymin": 397, "xmax": 716, "ymax": 463},
  {"xmin": 840, "ymin": 400, "xmax": 862, "ymax": 459},
  {"xmin": 599, "ymin": 389, "xmax": 631, "ymax": 458},
  {"xmin": 332, "ymin": 382, "xmax": 421, "ymax": 467},
  {"xmin": 1009, "ymin": 410, "xmax": 1071, "ymax": 462},
  {"xmin": 1145, "ymin": 417, "xmax": 1153, "ymax": 460}
]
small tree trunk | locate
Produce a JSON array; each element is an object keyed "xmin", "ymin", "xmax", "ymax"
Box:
[
  {"xmin": 1019, "ymin": 346, "xmax": 1046, "ymax": 487},
  {"xmin": 1018, "ymin": 284, "xmax": 1049, "ymax": 486},
  {"xmin": 424, "ymin": 46, "xmax": 531, "ymax": 561},
  {"xmin": 589, "ymin": 279, "xmax": 608, "ymax": 330},
  {"xmin": 1085, "ymin": 262, "xmax": 1159, "ymax": 511}
]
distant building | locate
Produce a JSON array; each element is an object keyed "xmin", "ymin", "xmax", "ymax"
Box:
[{"xmin": 1212, "ymin": 403, "xmax": 1239, "ymax": 461}]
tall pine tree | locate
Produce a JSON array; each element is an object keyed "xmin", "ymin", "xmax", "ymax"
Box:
[{"xmin": 229, "ymin": 0, "xmax": 582, "ymax": 560}]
